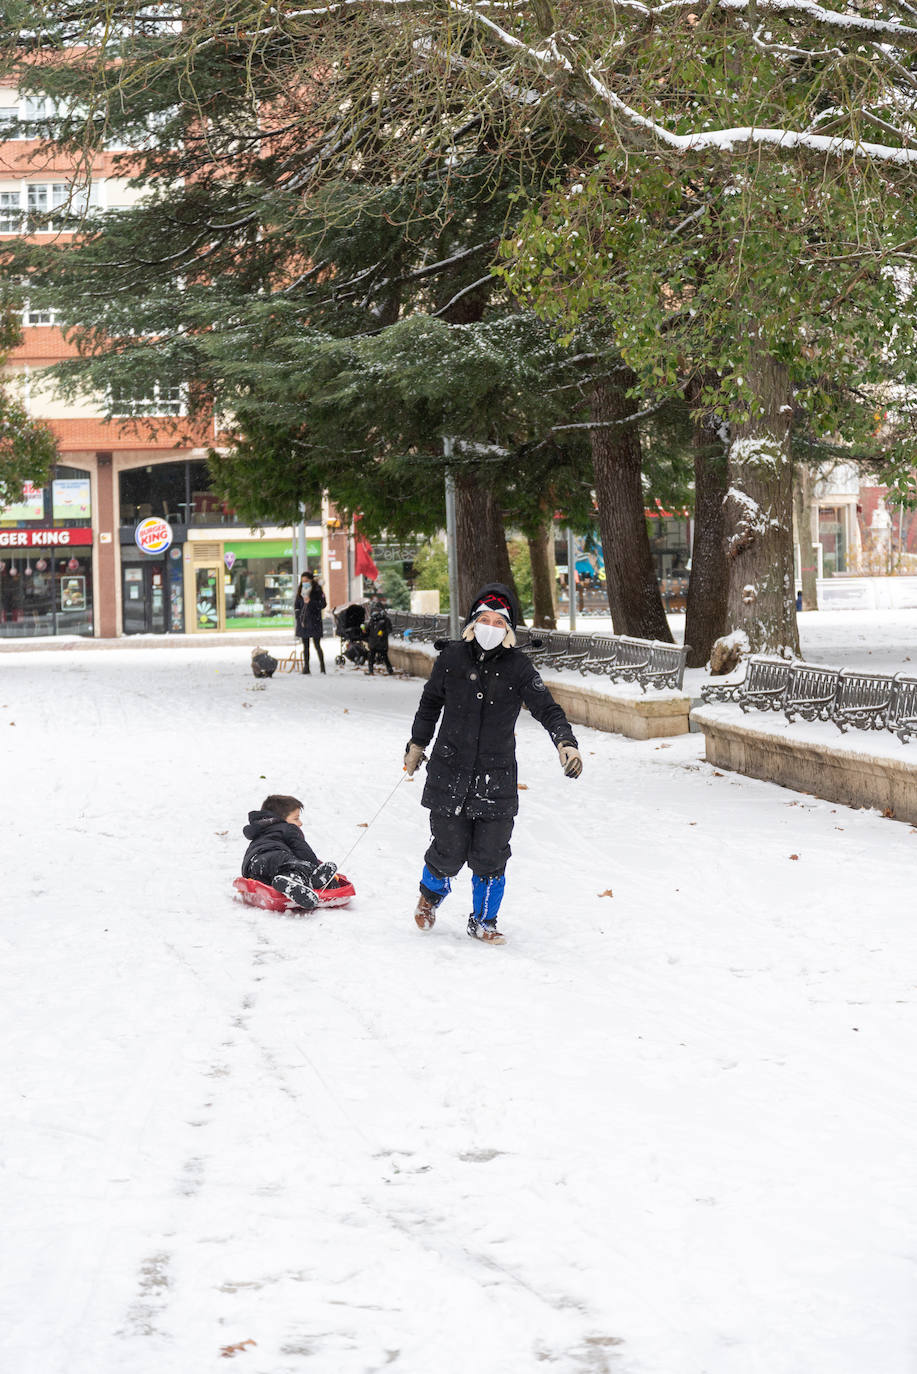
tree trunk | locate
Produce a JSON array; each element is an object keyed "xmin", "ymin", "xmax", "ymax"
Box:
[
  {"xmin": 722, "ymin": 345, "xmax": 800, "ymax": 656},
  {"xmin": 684, "ymin": 408, "xmax": 729, "ymax": 667},
  {"xmin": 528, "ymin": 520, "xmax": 557, "ymax": 628},
  {"xmin": 454, "ymin": 470, "xmax": 520, "ymax": 619},
  {"xmin": 589, "ymin": 371, "xmax": 672, "ymax": 641},
  {"xmin": 793, "ymin": 463, "xmax": 818, "ymax": 612}
]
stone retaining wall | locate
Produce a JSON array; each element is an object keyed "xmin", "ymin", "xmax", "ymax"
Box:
[
  {"xmin": 691, "ymin": 705, "xmax": 917, "ymax": 823},
  {"xmin": 388, "ymin": 643, "xmax": 691, "ymax": 741}
]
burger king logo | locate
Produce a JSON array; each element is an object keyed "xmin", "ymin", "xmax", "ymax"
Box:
[{"xmin": 135, "ymin": 516, "xmax": 173, "ymax": 554}]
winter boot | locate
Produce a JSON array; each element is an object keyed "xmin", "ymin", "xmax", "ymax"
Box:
[
  {"xmin": 310, "ymin": 860, "xmax": 338, "ymax": 890},
  {"xmin": 272, "ymin": 872, "xmax": 319, "ymax": 910},
  {"xmin": 415, "ymin": 867, "xmax": 451, "ymax": 929},
  {"xmin": 467, "ymin": 914, "xmax": 506, "ymax": 945},
  {"xmin": 414, "ymin": 892, "xmax": 437, "ymax": 930}
]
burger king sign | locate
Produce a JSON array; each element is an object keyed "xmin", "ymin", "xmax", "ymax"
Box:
[{"xmin": 135, "ymin": 516, "xmax": 173, "ymax": 555}]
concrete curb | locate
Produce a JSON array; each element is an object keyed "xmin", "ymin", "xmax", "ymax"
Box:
[{"xmin": 691, "ymin": 705, "xmax": 917, "ymax": 823}]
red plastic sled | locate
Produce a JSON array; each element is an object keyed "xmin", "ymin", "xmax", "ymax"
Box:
[{"xmin": 233, "ymin": 875, "xmax": 355, "ymax": 912}]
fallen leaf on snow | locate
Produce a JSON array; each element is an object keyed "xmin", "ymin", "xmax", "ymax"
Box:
[
  {"xmin": 357, "ymin": 822, "xmax": 369, "ymax": 828},
  {"xmin": 882, "ymin": 807, "xmax": 896, "ymax": 819},
  {"xmin": 789, "ymin": 854, "xmax": 800, "ymax": 860},
  {"xmin": 599, "ymin": 889, "xmax": 614, "ymax": 898},
  {"xmin": 215, "ymin": 830, "xmax": 228, "ymax": 836},
  {"xmin": 220, "ymin": 1339, "xmax": 257, "ymax": 1358},
  {"xmin": 517, "ymin": 783, "xmax": 529, "ymax": 790},
  {"xmin": 712, "ymin": 770, "xmax": 723, "ymax": 777}
]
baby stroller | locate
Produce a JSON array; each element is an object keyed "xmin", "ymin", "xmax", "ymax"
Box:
[{"xmin": 333, "ymin": 602, "xmax": 368, "ymax": 667}]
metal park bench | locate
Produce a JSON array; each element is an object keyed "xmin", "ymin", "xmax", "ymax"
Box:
[
  {"xmin": 645, "ymin": 642, "xmax": 691, "ymax": 692},
  {"xmin": 831, "ymin": 669, "xmax": 895, "ymax": 734},
  {"xmin": 605, "ymin": 636, "xmax": 652, "ymax": 688},
  {"xmin": 783, "ymin": 661, "xmax": 841, "ymax": 724},
  {"xmin": 887, "ymin": 674, "xmax": 917, "ymax": 744},
  {"xmin": 701, "ymin": 655, "xmax": 791, "ymax": 711},
  {"xmin": 582, "ymin": 636, "xmax": 621, "ymax": 675},
  {"xmin": 536, "ymin": 633, "xmax": 572, "ymax": 671},
  {"xmin": 550, "ymin": 633, "xmax": 594, "ymax": 673}
]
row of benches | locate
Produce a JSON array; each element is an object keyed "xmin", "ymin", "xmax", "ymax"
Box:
[
  {"xmin": 701, "ymin": 656, "xmax": 917, "ymax": 743},
  {"xmin": 388, "ymin": 612, "xmax": 690, "ymax": 692}
]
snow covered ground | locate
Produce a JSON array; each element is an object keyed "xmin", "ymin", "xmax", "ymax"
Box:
[{"xmin": 4, "ymin": 644, "xmax": 917, "ymax": 1374}]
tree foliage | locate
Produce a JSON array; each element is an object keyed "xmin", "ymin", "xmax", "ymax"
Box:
[{"xmin": 0, "ymin": 307, "xmax": 58, "ymax": 507}]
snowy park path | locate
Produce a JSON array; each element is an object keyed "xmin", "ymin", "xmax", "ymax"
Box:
[{"xmin": 3, "ymin": 646, "xmax": 917, "ymax": 1374}]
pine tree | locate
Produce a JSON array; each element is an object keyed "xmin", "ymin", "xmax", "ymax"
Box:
[{"xmin": 0, "ymin": 308, "xmax": 57, "ymax": 507}]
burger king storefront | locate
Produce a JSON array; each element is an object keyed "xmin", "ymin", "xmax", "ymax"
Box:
[{"xmin": 0, "ymin": 526, "xmax": 94, "ymax": 638}]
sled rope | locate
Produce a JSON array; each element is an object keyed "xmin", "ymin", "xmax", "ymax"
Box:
[{"xmin": 336, "ymin": 772, "xmax": 407, "ymax": 872}]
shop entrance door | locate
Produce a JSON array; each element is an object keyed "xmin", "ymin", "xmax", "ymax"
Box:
[
  {"xmin": 122, "ymin": 562, "xmax": 168, "ymax": 634},
  {"xmin": 194, "ymin": 564, "xmax": 220, "ymax": 630}
]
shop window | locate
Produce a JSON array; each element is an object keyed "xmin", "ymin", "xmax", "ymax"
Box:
[
  {"xmin": 120, "ymin": 461, "xmax": 191, "ymax": 525},
  {"xmin": 818, "ymin": 506, "xmax": 847, "ymax": 576},
  {"xmin": 0, "ymin": 549, "xmax": 92, "ymax": 638},
  {"xmin": 225, "ymin": 558, "xmax": 294, "ymax": 629}
]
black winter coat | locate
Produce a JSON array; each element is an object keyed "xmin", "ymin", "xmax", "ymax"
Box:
[
  {"xmin": 410, "ymin": 639, "xmax": 578, "ymax": 819},
  {"xmin": 366, "ymin": 609, "xmax": 392, "ymax": 648},
  {"xmin": 241, "ymin": 810, "xmax": 320, "ymax": 881},
  {"xmin": 295, "ymin": 581, "xmax": 327, "ymax": 638}
]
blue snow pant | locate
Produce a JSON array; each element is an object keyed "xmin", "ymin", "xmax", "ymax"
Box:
[{"xmin": 421, "ymin": 812, "xmax": 513, "ymax": 921}]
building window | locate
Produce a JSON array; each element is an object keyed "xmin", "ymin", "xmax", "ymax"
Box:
[
  {"xmin": 23, "ymin": 302, "xmax": 54, "ymax": 326},
  {"xmin": 110, "ymin": 381, "xmax": 185, "ymax": 418},
  {"xmin": 0, "ymin": 190, "xmax": 20, "ymax": 232}
]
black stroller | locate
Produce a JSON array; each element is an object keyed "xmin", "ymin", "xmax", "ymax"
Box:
[{"xmin": 333, "ymin": 603, "xmax": 368, "ymax": 667}]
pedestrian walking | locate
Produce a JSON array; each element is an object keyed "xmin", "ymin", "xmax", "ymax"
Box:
[
  {"xmin": 294, "ymin": 570, "xmax": 327, "ymax": 674},
  {"xmin": 403, "ymin": 582, "xmax": 583, "ymax": 944}
]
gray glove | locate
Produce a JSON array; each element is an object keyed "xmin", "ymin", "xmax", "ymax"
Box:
[
  {"xmin": 403, "ymin": 741, "xmax": 427, "ymax": 776},
  {"xmin": 557, "ymin": 742, "xmax": 583, "ymax": 779}
]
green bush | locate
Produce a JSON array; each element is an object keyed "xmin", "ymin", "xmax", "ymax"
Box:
[
  {"xmin": 378, "ymin": 564, "xmax": 411, "ymax": 610},
  {"xmin": 507, "ymin": 539, "xmax": 533, "ymax": 616}
]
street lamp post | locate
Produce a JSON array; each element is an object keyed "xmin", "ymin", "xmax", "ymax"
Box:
[
  {"xmin": 444, "ymin": 436, "xmax": 460, "ymax": 639},
  {"xmin": 567, "ymin": 526, "xmax": 576, "ymax": 633}
]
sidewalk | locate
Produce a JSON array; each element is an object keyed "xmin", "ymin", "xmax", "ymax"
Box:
[{"xmin": 0, "ymin": 629, "xmax": 300, "ymax": 653}]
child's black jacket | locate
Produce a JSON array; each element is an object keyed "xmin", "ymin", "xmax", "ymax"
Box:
[{"xmin": 241, "ymin": 811, "xmax": 320, "ymax": 880}]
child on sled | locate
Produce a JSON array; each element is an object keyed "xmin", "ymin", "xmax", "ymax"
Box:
[{"xmin": 241, "ymin": 794, "xmax": 337, "ymax": 910}]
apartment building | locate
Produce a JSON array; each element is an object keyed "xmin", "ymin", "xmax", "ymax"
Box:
[{"xmin": 0, "ymin": 78, "xmax": 348, "ymax": 639}]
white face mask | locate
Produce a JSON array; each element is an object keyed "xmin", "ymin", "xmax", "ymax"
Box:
[{"xmin": 473, "ymin": 620, "xmax": 506, "ymax": 651}]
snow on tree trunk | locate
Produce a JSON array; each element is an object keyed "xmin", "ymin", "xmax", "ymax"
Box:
[
  {"xmin": 589, "ymin": 372, "xmax": 672, "ymax": 642},
  {"xmin": 684, "ymin": 408, "xmax": 728, "ymax": 668},
  {"xmin": 528, "ymin": 520, "xmax": 557, "ymax": 629},
  {"xmin": 722, "ymin": 348, "xmax": 800, "ymax": 657},
  {"xmin": 794, "ymin": 463, "xmax": 819, "ymax": 612},
  {"xmin": 454, "ymin": 471, "xmax": 521, "ymax": 619}
]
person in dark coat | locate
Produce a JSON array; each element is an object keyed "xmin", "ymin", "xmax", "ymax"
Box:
[
  {"xmin": 241, "ymin": 793, "xmax": 337, "ymax": 909},
  {"xmin": 403, "ymin": 582, "xmax": 583, "ymax": 944},
  {"xmin": 365, "ymin": 600, "xmax": 395, "ymax": 676},
  {"xmin": 294, "ymin": 570, "xmax": 327, "ymax": 675}
]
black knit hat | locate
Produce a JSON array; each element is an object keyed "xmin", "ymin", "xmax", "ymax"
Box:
[{"xmin": 465, "ymin": 583, "xmax": 518, "ymax": 630}]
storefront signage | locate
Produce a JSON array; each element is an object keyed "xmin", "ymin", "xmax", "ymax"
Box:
[
  {"xmin": 52, "ymin": 478, "xmax": 92, "ymax": 522},
  {"xmin": 135, "ymin": 517, "xmax": 173, "ymax": 555},
  {"xmin": 0, "ymin": 482, "xmax": 45, "ymax": 522},
  {"xmin": 0, "ymin": 527, "xmax": 93, "ymax": 548}
]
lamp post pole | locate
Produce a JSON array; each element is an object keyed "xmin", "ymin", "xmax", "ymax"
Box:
[
  {"xmin": 444, "ymin": 436, "xmax": 460, "ymax": 639},
  {"xmin": 567, "ymin": 526, "xmax": 577, "ymax": 632}
]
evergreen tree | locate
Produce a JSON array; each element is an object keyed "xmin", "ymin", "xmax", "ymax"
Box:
[{"xmin": 0, "ymin": 308, "xmax": 58, "ymax": 507}]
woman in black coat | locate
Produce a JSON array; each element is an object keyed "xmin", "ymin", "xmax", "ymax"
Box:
[
  {"xmin": 294, "ymin": 569, "xmax": 327, "ymax": 674},
  {"xmin": 402, "ymin": 582, "xmax": 583, "ymax": 944}
]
